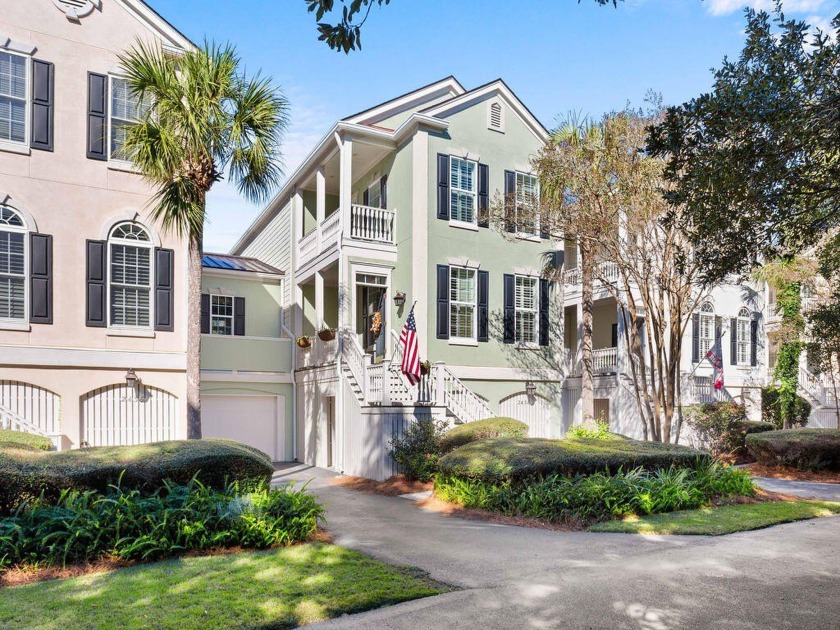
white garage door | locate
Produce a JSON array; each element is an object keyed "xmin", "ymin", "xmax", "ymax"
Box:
[
  {"xmin": 500, "ymin": 392, "xmax": 551, "ymax": 438},
  {"xmin": 202, "ymin": 395, "xmax": 285, "ymax": 461}
]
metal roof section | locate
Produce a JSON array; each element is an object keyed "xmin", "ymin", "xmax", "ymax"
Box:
[{"xmin": 202, "ymin": 253, "xmax": 284, "ymax": 276}]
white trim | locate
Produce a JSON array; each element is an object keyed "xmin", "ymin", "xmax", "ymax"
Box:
[
  {"xmin": 100, "ymin": 213, "xmax": 161, "ymax": 246},
  {"xmin": 209, "ymin": 293, "xmax": 235, "ymax": 336},
  {"xmin": 201, "ymin": 370, "xmax": 293, "ymax": 384},
  {"xmin": 449, "ymin": 265, "xmax": 477, "ymax": 343},
  {"xmin": 513, "ymin": 267, "xmax": 541, "ymax": 277},
  {"xmin": 0, "ymin": 205, "xmax": 29, "ymax": 326},
  {"xmin": 448, "ymin": 365, "xmax": 564, "ymax": 381},
  {"xmin": 0, "ymin": 195, "xmax": 38, "ymax": 232},
  {"xmin": 0, "ymin": 141, "xmax": 30, "ymax": 156},
  {"xmin": 448, "ymin": 338, "xmax": 478, "ymax": 347},
  {"xmin": 107, "ymin": 221, "xmax": 154, "ymax": 331},
  {"xmin": 344, "ymin": 77, "xmax": 465, "ymax": 126},
  {"xmin": 117, "ymin": 0, "xmax": 194, "ymax": 51},
  {"xmin": 0, "ymin": 36, "xmax": 37, "ymax": 56},
  {"xmin": 448, "ymin": 147, "xmax": 480, "ymax": 162},
  {"xmin": 51, "ymin": 0, "xmax": 100, "ymax": 20},
  {"xmin": 449, "ymin": 155, "xmax": 478, "ymax": 226},
  {"xmin": 487, "ymin": 99, "xmax": 505, "ymax": 133},
  {"xmin": 447, "ymin": 257, "xmax": 480, "ymax": 269},
  {"xmin": 202, "ymin": 268, "xmax": 283, "ymax": 282},
  {"xmin": 106, "ymin": 328, "xmax": 156, "ymax": 338},
  {"xmin": 0, "ymin": 345, "xmax": 186, "ymax": 369},
  {"xmin": 0, "ymin": 49, "xmax": 30, "ymax": 150},
  {"xmin": 0, "ymin": 321, "xmax": 30, "ymax": 332}
]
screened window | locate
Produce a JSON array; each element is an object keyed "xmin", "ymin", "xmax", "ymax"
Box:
[
  {"xmin": 109, "ymin": 222, "xmax": 152, "ymax": 328},
  {"xmin": 699, "ymin": 302, "xmax": 715, "ymax": 358},
  {"xmin": 0, "ymin": 206, "xmax": 26, "ymax": 321},
  {"xmin": 736, "ymin": 307, "xmax": 751, "ymax": 366},
  {"xmin": 516, "ymin": 172, "xmax": 539, "ymax": 236},
  {"xmin": 0, "ymin": 51, "xmax": 28, "ymax": 145},
  {"xmin": 109, "ymin": 76, "xmax": 148, "ymax": 161},
  {"xmin": 450, "ymin": 266, "xmax": 476, "ymax": 340},
  {"xmin": 365, "ymin": 180, "xmax": 382, "ymax": 209},
  {"xmin": 450, "ymin": 157, "xmax": 477, "ymax": 224},
  {"xmin": 515, "ymin": 275, "xmax": 538, "ymax": 344},
  {"xmin": 211, "ymin": 295, "xmax": 234, "ymax": 336}
]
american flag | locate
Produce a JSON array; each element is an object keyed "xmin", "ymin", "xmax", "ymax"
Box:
[
  {"xmin": 705, "ymin": 337, "xmax": 724, "ymax": 391},
  {"xmin": 399, "ymin": 305, "xmax": 422, "ymax": 386}
]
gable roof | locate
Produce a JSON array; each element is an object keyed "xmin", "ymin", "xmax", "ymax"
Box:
[
  {"xmin": 421, "ymin": 78, "xmax": 550, "ymax": 143},
  {"xmin": 117, "ymin": 0, "xmax": 195, "ymax": 51},
  {"xmin": 343, "ymin": 76, "xmax": 465, "ymax": 126}
]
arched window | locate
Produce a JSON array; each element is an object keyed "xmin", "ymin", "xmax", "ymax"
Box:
[
  {"xmin": 0, "ymin": 206, "xmax": 27, "ymax": 322},
  {"xmin": 699, "ymin": 301, "xmax": 715, "ymax": 358},
  {"xmin": 736, "ymin": 307, "xmax": 751, "ymax": 366},
  {"xmin": 108, "ymin": 221, "xmax": 152, "ymax": 328}
]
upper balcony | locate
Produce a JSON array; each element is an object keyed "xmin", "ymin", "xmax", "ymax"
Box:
[{"xmin": 298, "ymin": 203, "xmax": 395, "ymax": 270}]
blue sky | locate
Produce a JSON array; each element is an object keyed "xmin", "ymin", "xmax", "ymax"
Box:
[{"xmin": 144, "ymin": 0, "xmax": 838, "ymax": 252}]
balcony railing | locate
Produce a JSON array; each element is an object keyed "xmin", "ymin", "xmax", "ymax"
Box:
[
  {"xmin": 563, "ymin": 262, "xmax": 621, "ymax": 286},
  {"xmin": 298, "ymin": 205, "xmax": 395, "ymax": 268},
  {"xmin": 593, "ymin": 347, "xmax": 618, "ymax": 373}
]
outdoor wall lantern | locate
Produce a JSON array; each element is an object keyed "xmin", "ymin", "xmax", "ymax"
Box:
[
  {"xmin": 525, "ymin": 380, "xmax": 537, "ymax": 400},
  {"xmin": 393, "ymin": 291, "xmax": 406, "ymax": 307},
  {"xmin": 125, "ymin": 368, "xmax": 140, "ymax": 390}
]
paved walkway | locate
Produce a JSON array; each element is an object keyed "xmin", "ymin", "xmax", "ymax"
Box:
[
  {"xmin": 754, "ymin": 476, "xmax": 840, "ymax": 501},
  {"xmin": 273, "ymin": 465, "xmax": 840, "ymax": 629}
]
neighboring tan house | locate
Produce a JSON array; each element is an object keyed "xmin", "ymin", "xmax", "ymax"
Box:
[{"xmin": 0, "ymin": 0, "xmax": 194, "ymax": 449}]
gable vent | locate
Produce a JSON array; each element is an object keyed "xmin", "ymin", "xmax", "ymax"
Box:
[
  {"xmin": 52, "ymin": 0, "xmax": 100, "ymax": 20},
  {"xmin": 488, "ymin": 101, "xmax": 504, "ymax": 133}
]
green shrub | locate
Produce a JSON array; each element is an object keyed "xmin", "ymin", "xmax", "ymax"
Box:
[
  {"xmin": 437, "ymin": 435, "xmax": 710, "ymax": 483},
  {"xmin": 0, "ymin": 477, "xmax": 324, "ymax": 570},
  {"xmin": 0, "ymin": 430, "xmax": 54, "ymax": 451},
  {"xmin": 434, "ymin": 461, "xmax": 753, "ymax": 523},
  {"xmin": 0, "ymin": 439, "xmax": 274, "ymax": 515},
  {"xmin": 761, "ymin": 387, "xmax": 812, "ymax": 429},
  {"xmin": 439, "ymin": 417, "xmax": 529, "ymax": 453},
  {"xmin": 389, "ymin": 418, "xmax": 448, "ymax": 482},
  {"xmin": 685, "ymin": 403, "xmax": 775, "ymax": 459},
  {"xmin": 565, "ymin": 420, "xmax": 612, "ymax": 440},
  {"xmin": 746, "ymin": 429, "xmax": 840, "ymax": 471}
]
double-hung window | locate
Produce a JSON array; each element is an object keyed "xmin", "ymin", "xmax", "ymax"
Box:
[
  {"xmin": 515, "ymin": 172, "xmax": 539, "ymax": 237},
  {"xmin": 515, "ymin": 275, "xmax": 538, "ymax": 345},
  {"xmin": 736, "ymin": 307, "xmax": 751, "ymax": 366},
  {"xmin": 210, "ymin": 295, "xmax": 234, "ymax": 335},
  {"xmin": 109, "ymin": 222, "xmax": 152, "ymax": 328},
  {"xmin": 0, "ymin": 206, "xmax": 26, "ymax": 322},
  {"xmin": 450, "ymin": 157, "xmax": 477, "ymax": 225},
  {"xmin": 698, "ymin": 302, "xmax": 715, "ymax": 358},
  {"xmin": 365, "ymin": 180, "xmax": 382, "ymax": 209},
  {"xmin": 0, "ymin": 51, "xmax": 28, "ymax": 146},
  {"xmin": 109, "ymin": 76, "xmax": 148, "ymax": 161},
  {"xmin": 450, "ymin": 266, "xmax": 476, "ymax": 340}
]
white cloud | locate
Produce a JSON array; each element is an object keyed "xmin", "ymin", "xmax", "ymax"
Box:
[{"xmin": 705, "ymin": 0, "xmax": 827, "ymax": 16}]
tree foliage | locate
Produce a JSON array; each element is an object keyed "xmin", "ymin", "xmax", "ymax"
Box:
[
  {"xmin": 647, "ymin": 8, "xmax": 840, "ymax": 283},
  {"xmin": 306, "ymin": 0, "xmax": 620, "ymax": 53}
]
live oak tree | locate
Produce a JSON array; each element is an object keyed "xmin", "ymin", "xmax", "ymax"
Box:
[
  {"xmin": 120, "ymin": 42, "xmax": 288, "ymax": 438},
  {"xmin": 647, "ymin": 7, "xmax": 840, "ymax": 284},
  {"xmin": 305, "ymin": 0, "xmax": 619, "ymax": 52}
]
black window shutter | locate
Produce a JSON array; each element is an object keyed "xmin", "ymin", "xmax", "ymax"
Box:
[
  {"xmin": 691, "ymin": 313, "xmax": 700, "ymax": 363},
  {"xmin": 87, "ymin": 72, "xmax": 108, "ymax": 160},
  {"xmin": 477, "ymin": 270, "xmax": 489, "ymax": 342},
  {"xmin": 380, "ymin": 174, "xmax": 388, "ymax": 209},
  {"xmin": 477, "ymin": 163, "xmax": 489, "ymax": 228},
  {"xmin": 437, "ymin": 154, "xmax": 450, "ymax": 220},
  {"xmin": 362, "ymin": 187, "xmax": 369, "ymax": 206},
  {"xmin": 29, "ymin": 233, "xmax": 52, "ymax": 324},
  {"xmin": 750, "ymin": 312, "xmax": 759, "ymax": 367},
  {"xmin": 154, "ymin": 248, "xmax": 174, "ymax": 332},
  {"xmin": 234, "ymin": 297, "xmax": 246, "ymax": 336},
  {"xmin": 200, "ymin": 293, "xmax": 210, "ymax": 334},
  {"xmin": 31, "ymin": 60, "xmax": 54, "ymax": 152},
  {"xmin": 504, "ymin": 170, "xmax": 516, "ymax": 233},
  {"xmin": 539, "ymin": 279, "xmax": 551, "ymax": 347},
  {"xmin": 436, "ymin": 265, "xmax": 449, "ymax": 339},
  {"xmin": 85, "ymin": 240, "xmax": 107, "ymax": 327},
  {"xmin": 503, "ymin": 273, "xmax": 515, "ymax": 344},
  {"xmin": 611, "ymin": 323, "xmax": 618, "ymax": 349},
  {"xmin": 730, "ymin": 317, "xmax": 738, "ymax": 365}
]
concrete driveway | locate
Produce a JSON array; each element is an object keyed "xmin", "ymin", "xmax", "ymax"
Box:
[{"xmin": 273, "ymin": 465, "xmax": 840, "ymax": 629}]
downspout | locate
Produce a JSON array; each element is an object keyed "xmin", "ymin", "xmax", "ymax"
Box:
[{"xmin": 282, "ymin": 320, "xmax": 297, "ymax": 462}]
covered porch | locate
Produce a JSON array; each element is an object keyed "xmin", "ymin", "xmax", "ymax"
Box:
[{"xmin": 564, "ymin": 296, "xmax": 620, "ymax": 375}]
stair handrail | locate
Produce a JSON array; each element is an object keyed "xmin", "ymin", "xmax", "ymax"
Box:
[
  {"xmin": 0, "ymin": 402, "xmax": 49, "ymax": 437},
  {"xmin": 341, "ymin": 330, "xmax": 369, "ymax": 401},
  {"xmin": 438, "ymin": 366, "xmax": 494, "ymax": 424},
  {"xmin": 799, "ymin": 365, "xmax": 835, "ymax": 407}
]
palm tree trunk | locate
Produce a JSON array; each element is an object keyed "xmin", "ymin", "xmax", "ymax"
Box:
[
  {"xmin": 580, "ymin": 244, "xmax": 595, "ymax": 423},
  {"xmin": 187, "ymin": 233, "xmax": 203, "ymax": 439}
]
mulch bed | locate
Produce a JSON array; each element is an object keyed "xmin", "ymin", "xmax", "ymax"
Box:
[
  {"xmin": 746, "ymin": 463, "xmax": 840, "ymax": 484},
  {"xmin": 331, "ymin": 475, "xmax": 433, "ymax": 496}
]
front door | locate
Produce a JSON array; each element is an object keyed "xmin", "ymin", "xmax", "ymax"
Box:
[{"xmin": 355, "ymin": 273, "xmax": 388, "ymax": 359}]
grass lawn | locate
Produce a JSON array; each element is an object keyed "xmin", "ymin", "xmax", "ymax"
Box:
[
  {"xmin": 0, "ymin": 543, "xmax": 449, "ymax": 630},
  {"xmin": 590, "ymin": 501, "xmax": 840, "ymax": 536}
]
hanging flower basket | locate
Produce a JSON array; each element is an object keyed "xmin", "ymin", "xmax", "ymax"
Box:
[
  {"xmin": 317, "ymin": 328, "xmax": 336, "ymax": 341},
  {"xmin": 296, "ymin": 336, "xmax": 312, "ymax": 349},
  {"xmin": 420, "ymin": 360, "xmax": 431, "ymax": 376}
]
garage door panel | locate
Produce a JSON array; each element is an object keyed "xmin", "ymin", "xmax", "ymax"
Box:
[{"xmin": 202, "ymin": 395, "xmax": 284, "ymax": 461}]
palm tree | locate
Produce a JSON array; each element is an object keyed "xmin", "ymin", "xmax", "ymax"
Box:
[{"xmin": 119, "ymin": 41, "xmax": 288, "ymax": 438}]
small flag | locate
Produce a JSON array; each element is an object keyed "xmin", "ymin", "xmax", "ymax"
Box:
[
  {"xmin": 705, "ymin": 337, "xmax": 724, "ymax": 391},
  {"xmin": 399, "ymin": 304, "xmax": 422, "ymax": 386}
]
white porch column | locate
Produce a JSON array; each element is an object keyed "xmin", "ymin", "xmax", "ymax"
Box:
[
  {"xmin": 339, "ymin": 136, "xmax": 353, "ymax": 237},
  {"xmin": 412, "ymin": 129, "xmax": 430, "ymax": 359},
  {"xmin": 292, "ymin": 188, "xmax": 304, "ymax": 338},
  {"xmin": 315, "ymin": 270, "xmax": 325, "ymax": 330},
  {"xmin": 316, "ymin": 165, "xmax": 326, "ymax": 225}
]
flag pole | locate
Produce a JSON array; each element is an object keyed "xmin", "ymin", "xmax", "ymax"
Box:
[{"xmin": 685, "ymin": 327, "xmax": 728, "ymax": 380}]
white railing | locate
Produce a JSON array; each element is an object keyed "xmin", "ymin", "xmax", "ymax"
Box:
[
  {"xmin": 599, "ymin": 261, "xmax": 620, "ymax": 283},
  {"xmin": 564, "ymin": 266, "xmax": 581, "ymax": 286},
  {"xmin": 436, "ymin": 364, "xmax": 495, "ymax": 424},
  {"xmin": 563, "ymin": 262, "xmax": 621, "ymax": 286},
  {"xmin": 297, "ymin": 210, "xmax": 342, "ymax": 266},
  {"xmin": 350, "ymin": 204, "xmax": 395, "ymax": 243},
  {"xmin": 799, "ymin": 366, "xmax": 837, "ymax": 407},
  {"xmin": 342, "ymin": 332, "xmax": 368, "ymax": 392},
  {"xmin": 593, "ymin": 347, "xmax": 618, "ymax": 373},
  {"xmin": 0, "ymin": 402, "xmax": 49, "ymax": 437},
  {"xmin": 682, "ymin": 375, "xmax": 733, "ymax": 404},
  {"xmin": 295, "ymin": 334, "xmax": 338, "ymax": 369}
]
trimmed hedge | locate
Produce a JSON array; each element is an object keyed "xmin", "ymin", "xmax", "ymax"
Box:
[
  {"xmin": 440, "ymin": 417, "xmax": 529, "ymax": 453},
  {"xmin": 0, "ymin": 439, "xmax": 274, "ymax": 514},
  {"xmin": 437, "ymin": 435, "xmax": 710, "ymax": 482},
  {"xmin": 0, "ymin": 429, "xmax": 54, "ymax": 451},
  {"xmin": 746, "ymin": 429, "xmax": 840, "ymax": 471},
  {"xmin": 761, "ymin": 387, "xmax": 812, "ymax": 429}
]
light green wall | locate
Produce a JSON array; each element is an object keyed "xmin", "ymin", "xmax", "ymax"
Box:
[
  {"xmin": 199, "ymin": 381, "xmax": 295, "ymax": 461},
  {"xmin": 301, "ymin": 284, "xmax": 316, "ymax": 335},
  {"xmin": 324, "ymin": 285, "xmax": 339, "ymax": 329},
  {"xmin": 201, "ymin": 336, "xmax": 292, "ymax": 372},
  {"xmin": 201, "ymin": 273, "xmax": 283, "ymax": 338},
  {"xmin": 375, "ymin": 91, "xmax": 459, "ymax": 130},
  {"xmin": 302, "ymin": 190, "xmax": 339, "ymax": 235}
]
